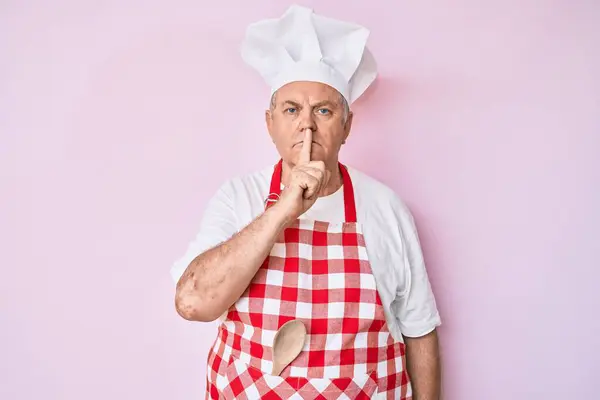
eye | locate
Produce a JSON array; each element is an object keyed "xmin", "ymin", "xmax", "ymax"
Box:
[
  {"xmin": 317, "ymin": 108, "xmax": 331, "ymax": 115},
  {"xmin": 285, "ymin": 107, "xmax": 297, "ymax": 114}
]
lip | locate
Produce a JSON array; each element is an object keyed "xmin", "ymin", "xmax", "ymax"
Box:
[{"xmin": 294, "ymin": 141, "xmax": 319, "ymax": 147}]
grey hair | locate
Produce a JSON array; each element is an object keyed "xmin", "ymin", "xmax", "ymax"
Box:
[{"xmin": 269, "ymin": 90, "xmax": 350, "ymax": 124}]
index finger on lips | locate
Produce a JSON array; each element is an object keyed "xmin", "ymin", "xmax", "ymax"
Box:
[{"xmin": 299, "ymin": 129, "xmax": 312, "ymax": 165}]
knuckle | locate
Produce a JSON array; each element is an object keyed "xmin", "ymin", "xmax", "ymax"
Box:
[{"xmin": 294, "ymin": 169, "xmax": 307, "ymax": 179}]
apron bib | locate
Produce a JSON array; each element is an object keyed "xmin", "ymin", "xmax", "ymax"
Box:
[{"xmin": 206, "ymin": 160, "xmax": 412, "ymax": 399}]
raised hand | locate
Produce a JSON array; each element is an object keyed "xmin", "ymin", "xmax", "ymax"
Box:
[{"xmin": 276, "ymin": 129, "xmax": 331, "ymax": 221}]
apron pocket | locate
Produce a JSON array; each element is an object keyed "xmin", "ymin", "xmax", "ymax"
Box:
[
  {"xmin": 220, "ymin": 356, "xmax": 296, "ymax": 399},
  {"xmin": 221, "ymin": 355, "xmax": 378, "ymax": 399},
  {"xmin": 309, "ymin": 373, "xmax": 378, "ymax": 398}
]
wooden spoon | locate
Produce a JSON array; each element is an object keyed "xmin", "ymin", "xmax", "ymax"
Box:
[{"xmin": 272, "ymin": 319, "xmax": 307, "ymax": 376}]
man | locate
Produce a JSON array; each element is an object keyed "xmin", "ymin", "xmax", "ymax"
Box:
[{"xmin": 171, "ymin": 5, "xmax": 441, "ymax": 399}]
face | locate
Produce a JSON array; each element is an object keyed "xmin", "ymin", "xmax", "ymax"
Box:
[{"xmin": 265, "ymin": 81, "xmax": 353, "ymax": 168}]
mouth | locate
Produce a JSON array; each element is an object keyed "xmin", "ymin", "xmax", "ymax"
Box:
[{"xmin": 294, "ymin": 141, "xmax": 319, "ymax": 147}]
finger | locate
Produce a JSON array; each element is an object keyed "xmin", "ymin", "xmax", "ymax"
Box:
[
  {"xmin": 298, "ymin": 167, "xmax": 325, "ymax": 196},
  {"xmin": 305, "ymin": 160, "xmax": 325, "ymax": 172},
  {"xmin": 299, "ymin": 173, "xmax": 320, "ymax": 199},
  {"xmin": 303, "ymin": 161, "xmax": 327, "ymax": 194},
  {"xmin": 298, "ymin": 166, "xmax": 325, "ymax": 182},
  {"xmin": 298, "ymin": 129, "xmax": 312, "ymax": 165}
]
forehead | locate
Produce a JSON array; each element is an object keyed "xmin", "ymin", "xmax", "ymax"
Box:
[{"xmin": 276, "ymin": 81, "xmax": 341, "ymax": 105}]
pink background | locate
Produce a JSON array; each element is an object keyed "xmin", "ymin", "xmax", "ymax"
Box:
[{"xmin": 2, "ymin": 1, "xmax": 599, "ymax": 399}]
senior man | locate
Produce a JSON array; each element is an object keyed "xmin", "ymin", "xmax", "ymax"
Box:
[{"xmin": 171, "ymin": 5, "xmax": 441, "ymax": 399}]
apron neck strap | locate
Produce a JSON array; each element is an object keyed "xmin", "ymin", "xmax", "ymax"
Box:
[{"xmin": 265, "ymin": 159, "xmax": 357, "ymax": 223}]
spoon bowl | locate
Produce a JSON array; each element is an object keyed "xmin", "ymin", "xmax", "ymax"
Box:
[{"xmin": 272, "ymin": 319, "xmax": 307, "ymax": 376}]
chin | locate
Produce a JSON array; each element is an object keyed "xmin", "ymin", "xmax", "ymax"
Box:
[{"xmin": 309, "ymin": 146, "xmax": 324, "ymax": 158}]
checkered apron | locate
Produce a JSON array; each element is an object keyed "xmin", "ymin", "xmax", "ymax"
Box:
[{"xmin": 206, "ymin": 160, "xmax": 412, "ymax": 399}]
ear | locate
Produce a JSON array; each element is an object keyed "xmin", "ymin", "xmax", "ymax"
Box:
[
  {"xmin": 265, "ymin": 109, "xmax": 274, "ymax": 142},
  {"xmin": 342, "ymin": 110, "xmax": 354, "ymax": 144}
]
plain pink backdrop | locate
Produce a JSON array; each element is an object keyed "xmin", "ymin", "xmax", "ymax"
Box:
[{"xmin": 2, "ymin": 1, "xmax": 599, "ymax": 399}]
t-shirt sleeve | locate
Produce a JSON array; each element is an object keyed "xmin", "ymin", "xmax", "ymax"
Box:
[
  {"xmin": 169, "ymin": 181, "xmax": 238, "ymax": 285},
  {"xmin": 391, "ymin": 199, "xmax": 442, "ymax": 338}
]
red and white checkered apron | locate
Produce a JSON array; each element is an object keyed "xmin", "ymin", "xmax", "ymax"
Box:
[{"xmin": 206, "ymin": 160, "xmax": 412, "ymax": 399}]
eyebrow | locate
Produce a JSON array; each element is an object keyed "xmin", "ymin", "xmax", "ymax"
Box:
[{"xmin": 281, "ymin": 100, "xmax": 338, "ymax": 109}]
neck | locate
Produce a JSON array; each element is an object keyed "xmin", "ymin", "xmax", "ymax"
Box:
[{"xmin": 281, "ymin": 159, "xmax": 343, "ymax": 196}]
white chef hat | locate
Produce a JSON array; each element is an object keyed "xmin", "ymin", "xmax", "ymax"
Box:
[{"xmin": 240, "ymin": 4, "xmax": 377, "ymax": 105}]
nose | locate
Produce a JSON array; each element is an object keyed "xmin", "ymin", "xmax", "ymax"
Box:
[{"xmin": 297, "ymin": 108, "xmax": 317, "ymax": 132}]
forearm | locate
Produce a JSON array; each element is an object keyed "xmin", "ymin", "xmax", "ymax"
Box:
[
  {"xmin": 404, "ymin": 329, "xmax": 441, "ymax": 400},
  {"xmin": 175, "ymin": 203, "xmax": 292, "ymax": 321}
]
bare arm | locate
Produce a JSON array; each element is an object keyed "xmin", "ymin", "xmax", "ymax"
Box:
[
  {"xmin": 175, "ymin": 203, "xmax": 292, "ymax": 321},
  {"xmin": 175, "ymin": 129, "xmax": 328, "ymax": 322},
  {"xmin": 404, "ymin": 329, "xmax": 441, "ymax": 400}
]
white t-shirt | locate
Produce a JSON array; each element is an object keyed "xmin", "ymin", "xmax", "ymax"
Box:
[{"xmin": 170, "ymin": 165, "xmax": 441, "ymax": 341}]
